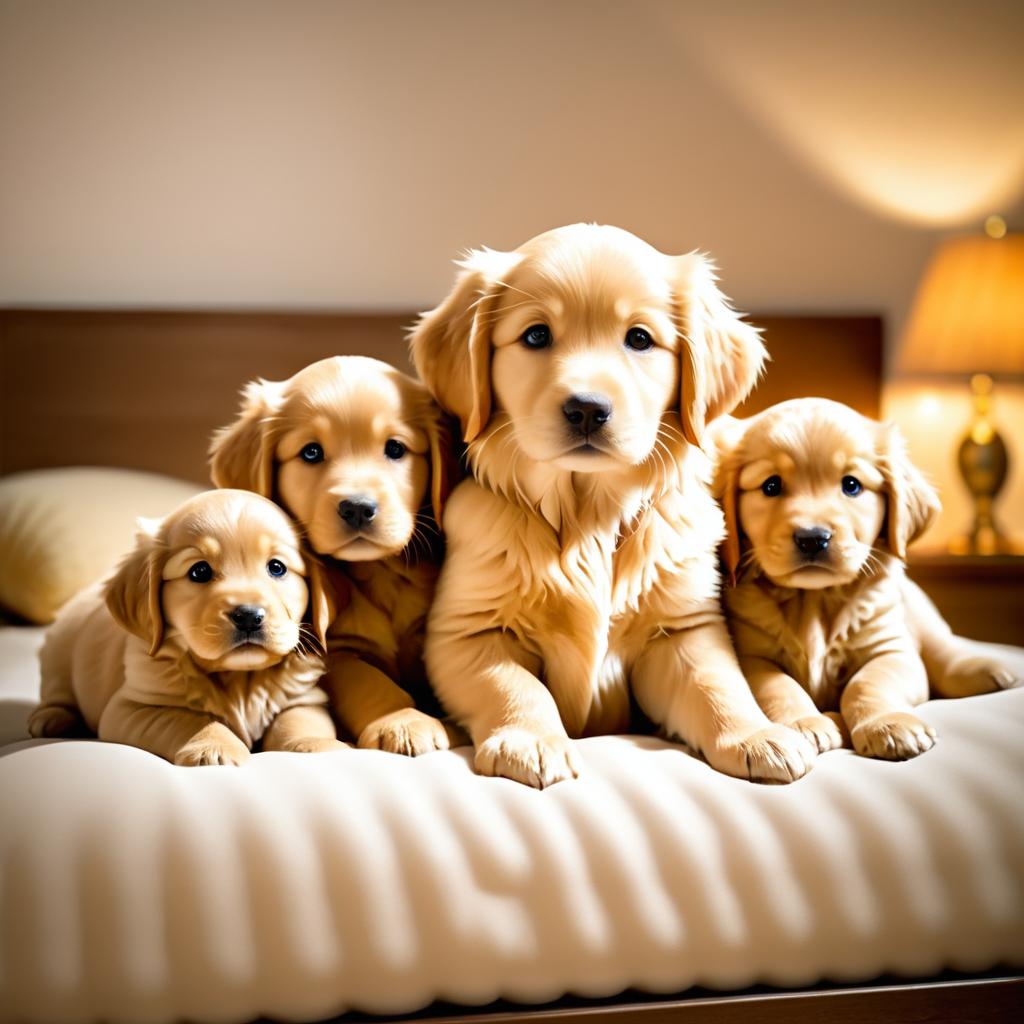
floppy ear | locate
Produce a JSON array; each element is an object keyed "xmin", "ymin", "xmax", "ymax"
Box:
[
  {"xmin": 409, "ymin": 247, "xmax": 522, "ymax": 442},
  {"xmin": 878, "ymin": 424, "xmax": 941, "ymax": 560},
  {"xmin": 710, "ymin": 423, "xmax": 746, "ymax": 584},
  {"xmin": 104, "ymin": 519, "xmax": 167, "ymax": 656},
  {"xmin": 424, "ymin": 407, "xmax": 456, "ymax": 527},
  {"xmin": 304, "ymin": 555, "xmax": 347, "ymax": 649},
  {"xmin": 209, "ymin": 379, "xmax": 286, "ymax": 495},
  {"xmin": 674, "ymin": 253, "xmax": 767, "ymax": 449}
]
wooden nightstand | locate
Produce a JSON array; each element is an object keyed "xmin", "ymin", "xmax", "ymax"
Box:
[{"xmin": 907, "ymin": 553, "xmax": 1024, "ymax": 645}]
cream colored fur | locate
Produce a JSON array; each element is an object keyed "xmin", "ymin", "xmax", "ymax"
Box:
[
  {"xmin": 410, "ymin": 223, "xmax": 818, "ymax": 788},
  {"xmin": 210, "ymin": 355, "xmax": 457, "ymax": 755},
  {"xmin": 29, "ymin": 489, "xmax": 342, "ymax": 765},
  {"xmin": 715, "ymin": 398, "xmax": 1022, "ymax": 760}
]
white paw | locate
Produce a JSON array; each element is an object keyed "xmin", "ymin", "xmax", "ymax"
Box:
[
  {"xmin": 358, "ymin": 708, "xmax": 450, "ymax": 757},
  {"xmin": 475, "ymin": 728, "xmax": 581, "ymax": 789},
  {"xmin": 281, "ymin": 736, "xmax": 350, "ymax": 754},
  {"xmin": 27, "ymin": 704, "xmax": 87, "ymax": 738},
  {"xmin": 792, "ymin": 711, "xmax": 848, "ymax": 753},
  {"xmin": 707, "ymin": 723, "xmax": 817, "ymax": 783},
  {"xmin": 174, "ymin": 738, "xmax": 251, "ymax": 767},
  {"xmin": 851, "ymin": 711, "xmax": 936, "ymax": 761},
  {"xmin": 940, "ymin": 654, "xmax": 1020, "ymax": 698}
]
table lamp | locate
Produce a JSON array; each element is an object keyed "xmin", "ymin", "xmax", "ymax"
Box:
[{"xmin": 899, "ymin": 218, "xmax": 1024, "ymax": 555}]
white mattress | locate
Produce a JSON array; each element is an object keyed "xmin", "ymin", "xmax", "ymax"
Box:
[{"xmin": 1, "ymin": 624, "xmax": 1022, "ymax": 1023}]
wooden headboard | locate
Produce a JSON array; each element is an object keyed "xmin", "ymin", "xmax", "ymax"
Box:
[{"xmin": 0, "ymin": 311, "xmax": 881, "ymax": 483}]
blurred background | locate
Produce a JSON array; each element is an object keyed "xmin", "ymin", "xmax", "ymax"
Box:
[{"xmin": 1, "ymin": 0, "xmax": 1022, "ymax": 553}]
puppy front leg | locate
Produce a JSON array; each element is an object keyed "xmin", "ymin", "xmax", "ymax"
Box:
[
  {"xmin": 262, "ymin": 704, "xmax": 349, "ymax": 753},
  {"xmin": 426, "ymin": 629, "xmax": 581, "ymax": 789},
  {"xmin": 323, "ymin": 654, "xmax": 451, "ymax": 757},
  {"xmin": 99, "ymin": 693, "xmax": 250, "ymax": 766},
  {"xmin": 903, "ymin": 578, "xmax": 1023, "ymax": 697},
  {"xmin": 841, "ymin": 651, "xmax": 935, "ymax": 760},
  {"xmin": 742, "ymin": 656, "xmax": 847, "ymax": 753},
  {"xmin": 632, "ymin": 610, "xmax": 817, "ymax": 783}
]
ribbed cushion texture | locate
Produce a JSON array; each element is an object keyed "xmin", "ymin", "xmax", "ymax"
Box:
[{"xmin": 1, "ymin": 626, "xmax": 1021, "ymax": 1022}]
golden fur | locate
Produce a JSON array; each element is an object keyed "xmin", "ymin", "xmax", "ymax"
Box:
[
  {"xmin": 410, "ymin": 223, "xmax": 819, "ymax": 788},
  {"xmin": 715, "ymin": 398, "xmax": 1021, "ymax": 760},
  {"xmin": 29, "ymin": 489, "xmax": 342, "ymax": 765},
  {"xmin": 209, "ymin": 355, "xmax": 456, "ymax": 754}
]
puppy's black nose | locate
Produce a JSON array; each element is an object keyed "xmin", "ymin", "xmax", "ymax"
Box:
[
  {"xmin": 793, "ymin": 527, "xmax": 832, "ymax": 556},
  {"xmin": 563, "ymin": 393, "xmax": 613, "ymax": 434},
  {"xmin": 338, "ymin": 496, "xmax": 378, "ymax": 530},
  {"xmin": 230, "ymin": 605, "xmax": 266, "ymax": 632}
]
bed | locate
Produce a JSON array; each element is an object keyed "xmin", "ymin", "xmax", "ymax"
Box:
[{"xmin": 1, "ymin": 310, "xmax": 1021, "ymax": 1023}]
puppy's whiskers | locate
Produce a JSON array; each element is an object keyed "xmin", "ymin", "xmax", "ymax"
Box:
[{"xmin": 294, "ymin": 623, "xmax": 325, "ymax": 659}]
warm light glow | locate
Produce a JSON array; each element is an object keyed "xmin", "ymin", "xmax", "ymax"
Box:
[
  {"xmin": 667, "ymin": 5, "xmax": 1024, "ymax": 227},
  {"xmin": 898, "ymin": 233, "xmax": 1024, "ymax": 376},
  {"xmin": 915, "ymin": 392, "xmax": 943, "ymax": 418},
  {"xmin": 986, "ymin": 215, "xmax": 1008, "ymax": 239}
]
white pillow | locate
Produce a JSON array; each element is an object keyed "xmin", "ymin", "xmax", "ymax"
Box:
[{"xmin": 0, "ymin": 467, "xmax": 203, "ymax": 624}]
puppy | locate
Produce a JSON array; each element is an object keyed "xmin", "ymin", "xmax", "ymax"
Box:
[
  {"xmin": 715, "ymin": 398, "xmax": 1020, "ymax": 761},
  {"xmin": 210, "ymin": 355, "xmax": 455, "ymax": 755},
  {"xmin": 409, "ymin": 223, "xmax": 819, "ymax": 788},
  {"xmin": 28, "ymin": 489, "xmax": 342, "ymax": 765}
]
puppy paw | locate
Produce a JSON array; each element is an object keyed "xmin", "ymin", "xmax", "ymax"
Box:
[
  {"xmin": 707, "ymin": 724, "xmax": 817, "ymax": 783},
  {"xmin": 281, "ymin": 737, "xmax": 350, "ymax": 754},
  {"xmin": 792, "ymin": 711, "xmax": 848, "ymax": 753},
  {"xmin": 475, "ymin": 728, "xmax": 581, "ymax": 789},
  {"xmin": 851, "ymin": 711, "xmax": 936, "ymax": 761},
  {"xmin": 358, "ymin": 708, "xmax": 450, "ymax": 757},
  {"xmin": 938, "ymin": 654, "xmax": 1021, "ymax": 698},
  {"xmin": 27, "ymin": 703, "xmax": 88, "ymax": 738},
  {"xmin": 175, "ymin": 737, "xmax": 251, "ymax": 767}
]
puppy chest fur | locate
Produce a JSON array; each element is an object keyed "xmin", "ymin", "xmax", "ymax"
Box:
[
  {"xmin": 437, "ymin": 473, "xmax": 725, "ymax": 736},
  {"xmin": 725, "ymin": 566, "xmax": 908, "ymax": 710},
  {"xmin": 328, "ymin": 558, "xmax": 436, "ymax": 682},
  {"xmin": 121, "ymin": 639, "xmax": 328, "ymax": 748}
]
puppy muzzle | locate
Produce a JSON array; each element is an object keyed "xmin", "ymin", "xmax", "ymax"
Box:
[
  {"xmin": 793, "ymin": 527, "xmax": 832, "ymax": 561},
  {"xmin": 337, "ymin": 495, "xmax": 378, "ymax": 533},
  {"xmin": 562, "ymin": 392, "xmax": 613, "ymax": 447}
]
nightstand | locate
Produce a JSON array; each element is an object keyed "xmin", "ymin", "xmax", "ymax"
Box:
[{"xmin": 907, "ymin": 553, "xmax": 1024, "ymax": 645}]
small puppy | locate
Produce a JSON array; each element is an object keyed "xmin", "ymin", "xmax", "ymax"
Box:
[
  {"xmin": 210, "ymin": 355, "xmax": 455, "ymax": 755},
  {"xmin": 28, "ymin": 489, "xmax": 342, "ymax": 765},
  {"xmin": 715, "ymin": 397, "xmax": 1019, "ymax": 761},
  {"xmin": 410, "ymin": 223, "xmax": 820, "ymax": 788}
]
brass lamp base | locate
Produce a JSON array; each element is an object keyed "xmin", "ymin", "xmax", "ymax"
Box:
[{"xmin": 950, "ymin": 374, "xmax": 1014, "ymax": 555}]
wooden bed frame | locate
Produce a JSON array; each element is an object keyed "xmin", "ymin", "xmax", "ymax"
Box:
[
  {"xmin": 0, "ymin": 310, "xmax": 881, "ymax": 479},
  {"xmin": 3, "ymin": 310, "xmax": 1018, "ymax": 1023}
]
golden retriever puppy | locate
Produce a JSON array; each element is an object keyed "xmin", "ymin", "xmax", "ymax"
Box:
[
  {"xmin": 28, "ymin": 489, "xmax": 342, "ymax": 765},
  {"xmin": 714, "ymin": 398, "xmax": 1021, "ymax": 761},
  {"xmin": 409, "ymin": 223, "xmax": 819, "ymax": 788},
  {"xmin": 210, "ymin": 355, "xmax": 455, "ymax": 756}
]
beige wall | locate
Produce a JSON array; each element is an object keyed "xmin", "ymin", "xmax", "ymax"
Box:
[{"xmin": 1, "ymin": 0, "xmax": 1022, "ymax": 544}]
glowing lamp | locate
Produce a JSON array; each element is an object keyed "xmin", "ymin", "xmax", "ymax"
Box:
[{"xmin": 898, "ymin": 219, "xmax": 1024, "ymax": 554}]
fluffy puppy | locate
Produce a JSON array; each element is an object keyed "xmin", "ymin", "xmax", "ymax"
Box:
[
  {"xmin": 409, "ymin": 222, "xmax": 818, "ymax": 788},
  {"xmin": 715, "ymin": 398, "xmax": 1021, "ymax": 761},
  {"xmin": 210, "ymin": 355, "xmax": 455, "ymax": 755},
  {"xmin": 29, "ymin": 489, "xmax": 342, "ymax": 765}
]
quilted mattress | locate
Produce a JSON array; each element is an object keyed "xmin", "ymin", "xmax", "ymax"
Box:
[{"xmin": 1, "ymin": 624, "xmax": 1022, "ymax": 1023}]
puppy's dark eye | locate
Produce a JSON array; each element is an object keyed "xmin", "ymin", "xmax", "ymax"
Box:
[
  {"xmin": 384, "ymin": 439, "xmax": 406, "ymax": 460},
  {"xmin": 761, "ymin": 475, "xmax": 783, "ymax": 498},
  {"xmin": 187, "ymin": 561, "xmax": 213, "ymax": 583},
  {"xmin": 300, "ymin": 443, "xmax": 324, "ymax": 464},
  {"xmin": 842, "ymin": 475, "xmax": 863, "ymax": 497},
  {"xmin": 521, "ymin": 324, "xmax": 552, "ymax": 349},
  {"xmin": 625, "ymin": 327, "xmax": 654, "ymax": 351},
  {"xmin": 266, "ymin": 559, "xmax": 287, "ymax": 578}
]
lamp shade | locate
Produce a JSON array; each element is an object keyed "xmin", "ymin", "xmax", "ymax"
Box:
[{"xmin": 898, "ymin": 232, "xmax": 1024, "ymax": 378}]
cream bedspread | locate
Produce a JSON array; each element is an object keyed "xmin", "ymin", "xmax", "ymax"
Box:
[{"xmin": 1, "ymin": 625, "xmax": 1022, "ymax": 1023}]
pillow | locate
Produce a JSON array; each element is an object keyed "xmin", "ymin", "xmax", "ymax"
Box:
[{"xmin": 0, "ymin": 467, "xmax": 203, "ymax": 624}]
